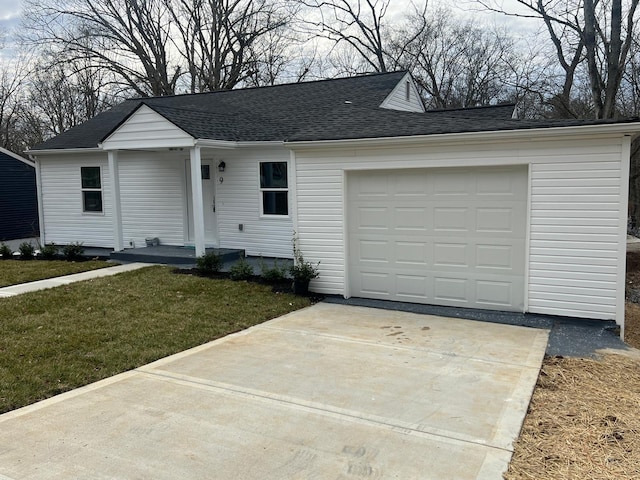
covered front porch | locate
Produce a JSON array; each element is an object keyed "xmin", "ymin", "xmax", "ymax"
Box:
[{"xmin": 100, "ymin": 104, "xmax": 239, "ymax": 258}]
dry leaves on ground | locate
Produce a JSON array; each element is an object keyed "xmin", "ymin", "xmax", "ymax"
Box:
[{"xmin": 505, "ymin": 354, "xmax": 640, "ymax": 480}]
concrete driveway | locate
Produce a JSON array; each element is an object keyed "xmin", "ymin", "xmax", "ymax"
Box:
[{"xmin": 0, "ymin": 303, "xmax": 548, "ymax": 479}]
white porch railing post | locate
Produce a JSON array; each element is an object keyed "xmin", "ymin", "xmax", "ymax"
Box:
[
  {"xmin": 107, "ymin": 150, "xmax": 124, "ymax": 252},
  {"xmin": 190, "ymin": 146, "xmax": 206, "ymax": 257}
]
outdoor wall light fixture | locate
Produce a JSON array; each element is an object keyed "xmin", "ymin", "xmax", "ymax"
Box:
[{"xmin": 218, "ymin": 161, "xmax": 226, "ymax": 172}]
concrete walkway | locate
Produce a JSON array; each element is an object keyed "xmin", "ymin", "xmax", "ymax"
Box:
[
  {"xmin": 0, "ymin": 303, "xmax": 548, "ymax": 479},
  {"xmin": 0, "ymin": 263, "xmax": 152, "ymax": 297}
]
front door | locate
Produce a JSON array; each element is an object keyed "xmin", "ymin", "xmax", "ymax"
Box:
[{"xmin": 185, "ymin": 159, "xmax": 218, "ymax": 246}]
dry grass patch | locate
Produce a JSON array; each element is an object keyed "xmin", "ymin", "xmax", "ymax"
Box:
[
  {"xmin": 507, "ymin": 248, "xmax": 640, "ymax": 479},
  {"xmin": 0, "ymin": 260, "xmax": 112, "ymax": 287},
  {"xmin": 625, "ymin": 302, "xmax": 640, "ymax": 349},
  {"xmin": 505, "ymin": 354, "xmax": 640, "ymax": 480}
]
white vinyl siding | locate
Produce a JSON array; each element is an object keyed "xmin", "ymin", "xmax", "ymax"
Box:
[
  {"xmin": 379, "ymin": 73, "xmax": 425, "ymax": 113},
  {"xmin": 293, "ymin": 135, "xmax": 628, "ymax": 322},
  {"xmin": 118, "ymin": 152, "xmax": 186, "ymax": 247},
  {"xmin": 529, "ymin": 156, "xmax": 623, "ymax": 319},
  {"xmin": 101, "ymin": 105, "xmax": 195, "ymax": 150},
  {"xmin": 216, "ymin": 147, "xmax": 294, "ymax": 258},
  {"xmin": 39, "ymin": 154, "xmax": 113, "ymax": 247}
]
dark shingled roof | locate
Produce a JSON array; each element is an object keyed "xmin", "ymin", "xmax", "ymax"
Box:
[{"xmin": 31, "ymin": 71, "xmax": 639, "ymax": 150}]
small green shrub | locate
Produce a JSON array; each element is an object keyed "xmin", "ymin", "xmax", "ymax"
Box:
[
  {"xmin": 289, "ymin": 232, "xmax": 319, "ymax": 282},
  {"xmin": 229, "ymin": 256, "xmax": 254, "ymax": 281},
  {"xmin": 39, "ymin": 243, "xmax": 59, "ymax": 260},
  {"xmin": 258, "ymin": 257, "xmax": 289, "ymax": 282},
  {"xmin": 0, "ymin": 243, "xmax": 13, "ymax": 259},
  {"xmin": 63, "ymin": 242, "xmax": 85, "ymax": 261},
  {"xmin": 18, "ymin": 242, "xmax": 36, "ymax": 260},
  {"xmin": 196, "ymin": 252, "xmax": 223, "ymax": 273}
]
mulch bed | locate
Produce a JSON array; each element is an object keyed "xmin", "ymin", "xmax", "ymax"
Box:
[{"xmin": 171, "ymin": 267, "xmax": 325, "ymax": 301}]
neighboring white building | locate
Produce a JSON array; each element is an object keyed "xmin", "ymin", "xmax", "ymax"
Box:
[{"xmin": 28, "ymin": 71, "xmax": 640, "ymax": 329}]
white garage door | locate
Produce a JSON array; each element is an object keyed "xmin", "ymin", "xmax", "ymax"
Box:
[{"xmin": 348, "ymin": 166, "xmax": 527, "ymax": 311}]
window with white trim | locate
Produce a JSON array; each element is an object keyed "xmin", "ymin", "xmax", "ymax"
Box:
[
  {"xmin": 259, "ymin": 162, "xmax": 288, "ymax": 216},
  {"xmin": 81, "ymin": 166, "xmax": 103, "ymax": 213}
]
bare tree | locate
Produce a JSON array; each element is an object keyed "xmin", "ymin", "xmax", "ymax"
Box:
[
  {"xmin": 27, "ymin": 55, "xmax": 118, "ymax": 137},
  {"xmin": 393, "ymin": 6, "xmax": 519, "ymax": 109},
  {"xmin": 245, "ymin": 28, "xmax": 320, "ymax": 86},
  {"xmin": 475, "ymin": 0, "xmax": 640, "ymax": 119},
  {"xmin": 167, "ymin": 0, "xmax": 291, "ymax": 92},
  {"xmin": 0, "ymin": 61, "xmax": 29, "ymax": 152},
  {"xmin": 23, "ymin": 0, "xmax": 181, "ymax": 96},
  {"xmin": 24, "ymin": 0, "xmax": 298, "ymax": 95},
  {"xmin": 298, "ymin": 0, "xmax": 428, "ymax": 73}
]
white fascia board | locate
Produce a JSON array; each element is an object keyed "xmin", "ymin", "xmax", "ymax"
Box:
[
  {"xmin": 101, "ymin": 138, "xmax": 196, "ymax": 151},
  {"xmin": 196, "ymin": 139, "xmax": 288, "ymax": 150},
  {"xmin": 0, "ymin": 146, "xmax": 34, "ymax": 166},
  {"xmin": 26, "ymin": 147, "xmax": 103, "ymax": 157},
  {"xmin": 286, "ymin": 122, "xmax": 640, "ymax": 150},
  {"xmin": 195, "ymin": 139, "xmax": 238, "ymax": 149},
  {"xmin": 237, "ymin": 141, "xmax": 285, "ymax": 148},
  {"xmin": 196, "ymin": 140, "xmax": 285, "ymax": 149}
]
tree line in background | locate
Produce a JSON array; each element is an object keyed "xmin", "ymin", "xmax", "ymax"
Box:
[{"xmin": 1, "ymin": 0, "xmax": 640, "ymax": 155}]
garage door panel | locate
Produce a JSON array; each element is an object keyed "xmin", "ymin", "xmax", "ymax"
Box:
[
  {"xmin": 433, "ymin": 207, "xmax": 469, "ymax": 232},
  {"xmin": 352, "ymin": 236, "xmax": 431, "ymax": 267},
  {"xmin": 348, "ymin": 166, "xmax": 527, "ymax": 312},
  {"xmin": 395, "ymin": 241, "xmax": 429, "ymax": 266},
  {"xmin": 359, "ymin": 271, "xmax": 392, "ymax": 296},
  {"xmin": 476, "ymin": 244, "xmax": 513, "ymax": 270},
  {"xmin": 394, "ymin": 206, "xmax": 429, "ymax": 231},
  {"xmin": 433, "ymin": 277, "xmax": 469, "ymax": 304},
  {"xmin": 476, "ymin": 280, "xmax": 514, "ymax": 307},
  {"xmin": 396, "ymin": 274, "xmax": 430, "ymax": 299},
  {"xmin": 391, "ymin": 170, "xmax": 431, "ymax": 196},
  {"xmin": 433, "ymin": 243, "xmax": 469, "ymax": 268},
  {"xmin": 476, "ymin": 208, "xmax": 515, "ymax": 233},
  {"xmin": 434, "ymin": 172, "xmax": 473, "ymax": 195},
  {"xmin": 476, "ymin": 169, "xmax": 526, "ymax": 196},
  {"xmin": 358, "ymin": 239, "xmax": 391, "ymax": 263},
  {"xmin": 357, "ymin": 206, "xmax": 391, "ymax": 231}
]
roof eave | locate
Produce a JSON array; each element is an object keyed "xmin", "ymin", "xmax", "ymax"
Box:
[
  {"xmin": 0, "ymin": 146, "xmax": 34, "ymax": 166},
  {"xmin": 285, "ymin": 122, "xmax": 640, "ymax": 149},
  {"xmin": 26, "ymin": 147, "xmax": 104, "ymax": 156}
]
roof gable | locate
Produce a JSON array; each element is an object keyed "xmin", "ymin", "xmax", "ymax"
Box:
[
  {"xmin": 379, "ymin": 72, "xmax": 425, "ymax": 113},
  {"xmin": 101, "ymin": 104, "xmax": 195, "ymax": 150},
  {"xmin": 0, "ymin": 147, "xmax": 33, "ymax": 167}
]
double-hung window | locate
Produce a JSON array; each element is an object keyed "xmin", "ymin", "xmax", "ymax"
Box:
[
  {"xmin": 260, "ymin": 162, "xmax": 288, "ymax": 216},
  {"xmin": 81, "ymin": 166, "xmax": 103, "ymax": 213}
]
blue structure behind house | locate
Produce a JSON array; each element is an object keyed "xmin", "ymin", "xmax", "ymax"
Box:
[{"xmin": 0, "ymin": 147, "xmax": 39, "ymax": 241}]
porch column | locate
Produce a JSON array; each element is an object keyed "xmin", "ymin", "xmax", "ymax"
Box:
[
  {"xmin": 107, "ymin": 150, "xmax": 124, "ymax": 252},
  {"xmin": 190, "ymin": 146, "xmax": 206, "ymax": 257}
]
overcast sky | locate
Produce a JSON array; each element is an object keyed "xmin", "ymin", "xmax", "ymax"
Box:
[
  {"xmin": 0, "ymin": 0, "xmax": 21, "ymax": 31},
  {"xmin": 0, "ymin": 0, "xmax": 540, "ymax": 53}
]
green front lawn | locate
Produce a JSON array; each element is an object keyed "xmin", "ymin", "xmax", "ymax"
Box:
[
  {"xmin": 0, "ymin": 260, "xmax": 113, "ymax": 287},
  {"xmin": 0, "ymin": 266, "xmax": 312, "ymax": 413}
]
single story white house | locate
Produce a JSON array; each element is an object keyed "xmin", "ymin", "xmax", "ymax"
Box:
[{"xmin": 28, "ymin": 72, "xmax": 640, "ymax": 331}]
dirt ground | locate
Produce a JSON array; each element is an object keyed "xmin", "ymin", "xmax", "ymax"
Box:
[{"xmin": 504, "ymin": 250, "xmax": 640, "ymax": 480}]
